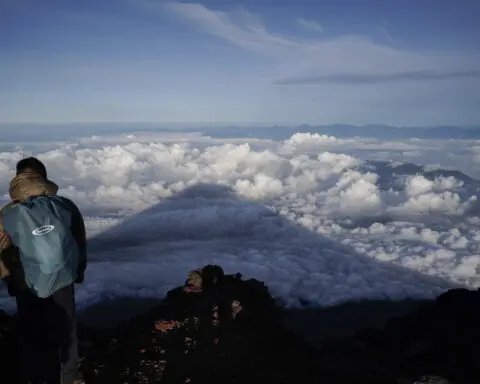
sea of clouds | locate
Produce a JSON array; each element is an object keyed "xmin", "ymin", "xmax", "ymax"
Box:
[{"xmin": 1, "ymin": 130, "xmax": 480, "ymax": 311}]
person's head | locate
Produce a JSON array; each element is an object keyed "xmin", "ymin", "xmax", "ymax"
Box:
[{"xmin": 16, "ymin": 157, "xmax": 48, "ymax": 178}]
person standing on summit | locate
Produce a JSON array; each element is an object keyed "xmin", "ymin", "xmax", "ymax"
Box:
[{"xmin": 0, "ymin": 157, "xmax": 88, "ymax": 384}]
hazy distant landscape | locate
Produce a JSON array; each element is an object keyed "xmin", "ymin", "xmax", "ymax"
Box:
[{"xmin": 2, "ymin": 123, "xmax": 480, "ymax": 143}]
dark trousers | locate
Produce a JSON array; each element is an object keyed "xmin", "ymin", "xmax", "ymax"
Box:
[{"xmin": 15, "ymin": 284, "xmax": 79, "ymax": 384}]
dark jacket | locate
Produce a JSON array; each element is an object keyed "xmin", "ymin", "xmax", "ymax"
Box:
[{"xmin": 0, "ymin": 171, "xmax": 87, "ymax": 295}]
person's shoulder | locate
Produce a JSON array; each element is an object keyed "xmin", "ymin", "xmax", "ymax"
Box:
[
  {"xmin": 56, "ymin": 196, "xmax": 82, "ymax": 214},
  {"xmin": 0, "ymin": 202, "xmax": 17, "ymax": 214},
  {"xmin": 0, "ymin": 202, "xmax": 20, "ymax": 226},
  {"xmin": 57, "ymin": 195, "xmax": 74, "ymax": 203},
  {"xmin": 0, "ymin": 203, "xmax": 16, "ymax": 248}
]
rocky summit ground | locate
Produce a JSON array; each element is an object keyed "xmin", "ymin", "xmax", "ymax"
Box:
[{"xmin": 1, "ymin": 266, "xmax": 480, "ymax": 383}]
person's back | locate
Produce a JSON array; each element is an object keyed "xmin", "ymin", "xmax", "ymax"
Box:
[{"xmin": 0, "ymin": 157, "xmax": 87, "ymax": 384}]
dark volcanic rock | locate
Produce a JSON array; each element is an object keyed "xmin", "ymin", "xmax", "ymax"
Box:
[
  {"xmin": 82, "ymin": 265, "xmax": 318, "ymax": 383},
  {"xmin": 315, "ymin": 288, "xmax": 480, "ymax": 383},
  {"xmin": 1, "ymin": 270, "xmax": 479, "ymax": 384}
]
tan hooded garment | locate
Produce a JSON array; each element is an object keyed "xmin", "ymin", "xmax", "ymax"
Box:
[{"xmin": 0, "ymin": 169, "xmax": 59, "ymax": 279}]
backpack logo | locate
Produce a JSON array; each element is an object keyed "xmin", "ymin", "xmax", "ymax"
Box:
[{"xmin": 32, "ymin": 225, "xmax": 55, "ymax": 236}]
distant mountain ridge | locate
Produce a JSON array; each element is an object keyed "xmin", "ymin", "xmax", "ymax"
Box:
[
  {"xmin": 360, "ymin": 160, "xmax": 479, "ymax": 191},
  {"xmin": 1, "ymin": 123, "xmax": 480, "ymax": 142},
  {"xmin": 197, "ymin": 124, "xmax": 480, "ymax": 140}
]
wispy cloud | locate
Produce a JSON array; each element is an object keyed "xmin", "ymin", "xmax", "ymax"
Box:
[
  {"xmin": 274, "ymin": 69, "xmax": 480, "ymax": 85},
  {"xmin": 296, "ymin": 17, "xmax": 323, "ymax": 33},
  {"xmin": 160, "ymin": 1, "xmax": 301, "ymax": 54},
  {"xmin": 159, "ymin": 1, "xmax": 480, "ymax": 82}
]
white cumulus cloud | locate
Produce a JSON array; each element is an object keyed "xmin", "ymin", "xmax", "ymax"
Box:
[{"xmin": 1, "ymin": 131, "xmax": 479, "ymax": 311}]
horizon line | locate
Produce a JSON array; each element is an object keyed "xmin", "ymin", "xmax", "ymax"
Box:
[{"xmin": 0, "ymin": 122, "xmax": 479, "ymax": 129}]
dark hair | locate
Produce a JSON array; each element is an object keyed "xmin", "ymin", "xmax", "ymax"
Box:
[{"xmin": 16, "ymin": 157, "xmax": 48, "ymax": 178}]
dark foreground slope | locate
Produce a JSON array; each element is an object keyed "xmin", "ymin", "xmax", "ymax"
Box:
[{"xmin": 1, "ymin": 265, "xmax": 479, "ymax": 383}]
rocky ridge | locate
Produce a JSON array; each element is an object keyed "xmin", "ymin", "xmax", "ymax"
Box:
[{"xmin": 1, "ymin": 265, "xmax": 479, "ymax": 383}]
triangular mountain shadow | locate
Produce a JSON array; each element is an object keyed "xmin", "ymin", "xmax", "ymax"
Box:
[{"xmin": 85, "ymin": 183, "xmax": 456, "ymax": 312}]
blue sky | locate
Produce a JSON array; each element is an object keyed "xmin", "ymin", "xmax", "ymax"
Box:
[{"xmin": 1, "ymin": 0, "xmax": 479, "ymax": 126}]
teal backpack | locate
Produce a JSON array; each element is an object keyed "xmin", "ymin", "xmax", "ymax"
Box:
[{"xmin": 1, "ymin": 195, "xmax": 79, "ymax": 298}]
